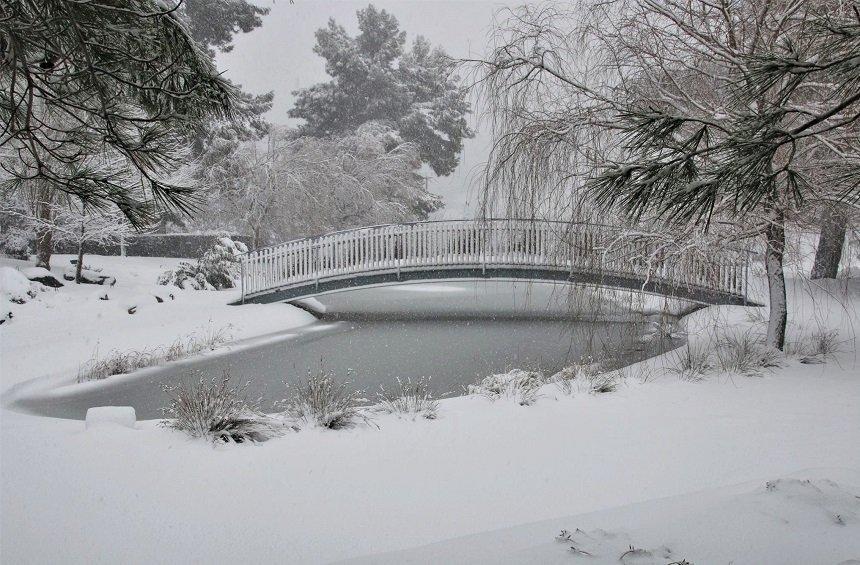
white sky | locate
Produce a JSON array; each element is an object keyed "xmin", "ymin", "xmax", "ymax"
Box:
[{"xmin": 216, "ymin": 0, "xmax": 511, "ymax": 217}]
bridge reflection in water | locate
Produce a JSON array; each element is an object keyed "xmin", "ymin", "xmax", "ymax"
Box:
[{"xmin": 236, "ymin": 219, "xmax": 752, "ymax": 307}]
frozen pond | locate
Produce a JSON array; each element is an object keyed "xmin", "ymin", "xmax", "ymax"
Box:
[{"xmin": 12, "ymin": 282, "xmax": 686, "ymax": 419}]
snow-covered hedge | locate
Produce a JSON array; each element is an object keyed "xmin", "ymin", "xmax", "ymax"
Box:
[{"xmin": 157, "ymin": 237, "xmax": 247, "ymax": 290}]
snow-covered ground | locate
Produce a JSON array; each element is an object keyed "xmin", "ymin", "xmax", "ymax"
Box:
[
  {"xmin": 1, "ymin": 254, "xmax": 315, "ymax": 390},
  {"xmin": 1, "ymin": 253, "xmax": 859, "ymax": 564}
]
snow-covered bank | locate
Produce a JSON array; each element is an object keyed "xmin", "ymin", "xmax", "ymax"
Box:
[
  {"xmin": 2, "ymin": 354, "xmax": 857, "ymax": 564},
  {"xmin": 0, "ymin": 255, "xmax": 316, "ymax": 392}
]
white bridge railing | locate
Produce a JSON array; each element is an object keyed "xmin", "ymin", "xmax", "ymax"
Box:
[{"xmin": 240, "ymin": 219, "xmax": 749, "ymax": 303}]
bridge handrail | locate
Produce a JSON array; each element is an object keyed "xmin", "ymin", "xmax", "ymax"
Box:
[
  {"xmin": 243, "ymin": 218, "xmax": 606, "ymax": 257},
  {"xmin": 239, "ymin": 219, "xmax": 752, "ymax": 303}
]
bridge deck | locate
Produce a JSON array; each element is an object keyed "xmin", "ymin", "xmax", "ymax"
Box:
[{"xmin": 236, "ymin": 220, "xmax": 754, "ymax": 307}]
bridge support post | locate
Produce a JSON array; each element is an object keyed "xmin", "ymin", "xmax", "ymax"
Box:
[{"xmin": 240, "ymin": 259, "xmax": 246, "ymax": 305}]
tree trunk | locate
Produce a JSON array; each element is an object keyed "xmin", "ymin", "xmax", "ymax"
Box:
[
  {"xmin": 811, "ymin": 206, "xmax": 848, "ymax": 279},
  {"xmin": 765, "ymin": 211, "xmax": 788, "ymax": 350},
  {"xmin": 252, "ymin": 224, "xmax": 262, "ymax": 251},
  {"xmin": 34, "ymin": 197, "xmax": 53, "ymax": 269},
  {"xmin": 75, "ymin": 224, "xmax": 85, "ymax": 283}
]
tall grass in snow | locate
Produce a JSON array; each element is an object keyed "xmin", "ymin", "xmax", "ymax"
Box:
[
  {"xmin": 161, "ymin": 374, "xmax": 281, "ymax": 443},
  {"xmin": 77, "ymin": 326, "xmax": 231, "ymax": 382},
  {"xmin": 283, "ymin": 371, "xmax": 373, "ymax": 429},
  {"xmin": 785, "ymin": 329, "xmax": 842, "ymax": 358},
  {"xmin": 715, "ymin": 331, "xmax": 780, "ymax": 376},
  {"xmin": 376, "ymin": 377, "xmax": 438, "ymax": 419},
  {"xmin": 468, "ymin": 369, "xmax": 546, "ymax": 405},
  {"xmin": 667, "ymin": 343, "xmax": 713, "ymax": 381}
]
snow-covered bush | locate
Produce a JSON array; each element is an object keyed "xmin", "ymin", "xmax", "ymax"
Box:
[
  {"xmin": 157, "ymin": 237, "xmax": 246, "ymax": 290},
  {"xmin": 161, "ymin": 375, "xmax": 281, "ymax": 443},
  {"xmin": 282, "ymin": 372, "xmax": 372, "ymax": 430},
  {"xmin": 469, "ymin": 369, "xmax": 547, "ymax": 405},
  {"xmin": 0, "ymin": 226, "xmax": 31, "ymax": 259},
  {"xmin": 376, "ymin": 377, "xmax": 438, "ymax": 420}
]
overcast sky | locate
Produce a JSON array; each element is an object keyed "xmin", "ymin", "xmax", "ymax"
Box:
[{"xmin": 216, "ymin": 0, "xmax": 511, "ymax": 217}]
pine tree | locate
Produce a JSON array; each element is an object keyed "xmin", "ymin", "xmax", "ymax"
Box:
[
  {"xmin": 181, "ymin": 0, "xmax": 269, "ymax": 57},
  {"xmin": 289, "ymin": 4, "xmax": 474, "ymax": 177},
  {"xmin": 1, "ymin": 0, "xmax": 235, "ymax": 267}
]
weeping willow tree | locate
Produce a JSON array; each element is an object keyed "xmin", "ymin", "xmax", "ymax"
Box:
[
  {"xmin": 470, "ymin": 1, "xmax": 860, "ymax": 349},
  {"xmin": 1, "ymin": 0, "xmax": 234, "ymax": 267}
]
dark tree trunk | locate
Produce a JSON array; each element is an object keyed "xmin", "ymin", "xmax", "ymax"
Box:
[
  {"xmin": 765, "ymin": 210, "xmax": 788, "ymax": 350},
  {"xmin": 252, "ymin": 225, "xmax": 262, "ymax": 251},
  {"xmin": 75, "ymin": 223, "xmax": 85, "ymax": 283},
  {"xmin": 811, "ymin": 206, "xmax": 848, "ymax": 279},
  {"xmin": 34, "ymin": 198, "xmax": 53, "ymax": 269}
]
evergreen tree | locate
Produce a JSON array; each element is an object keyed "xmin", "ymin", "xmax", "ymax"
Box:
[
  {"xmin": 289, "ymin": 4, "xmax": 474, "ymax": 176},
  {"xmin": 157, "ymin": 0, "xmax": 274, "ymax": 233},
  {"xmin": 181, "ymin": 0, "xmax": 269, "ymax": 57},
  {"xmin": 0, "ymin": 1, "xmax": 233, "ymax": 240},
  {"xmin": 178, "ymin": 0, "xmax": 274, "ymax": 148}
]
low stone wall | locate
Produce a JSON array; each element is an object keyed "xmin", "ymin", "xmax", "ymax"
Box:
[{"xmin": 54, "ymin": 234, "xmax": 252, "ymax": 259}]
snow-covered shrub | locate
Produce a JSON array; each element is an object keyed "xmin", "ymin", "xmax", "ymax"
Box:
[
  {"xmin": 668, "ymin": 343, "xmax": 713, "ymax": 381},
  {"xmin": 158, "ymin": 261, "xmax": 212, "ymax": 290},
  {"xmin": 376, "ymin": 377, "xmax": 438, "ymax": 420},
  {"xmin": 469, "ymin": 369, "xmax": 547, "ymax": 405},
  {"xmin": 0, "ymin": 226, "xmax": 31, "ymax": 259},
  {"xmin": 162, "ymin": 375, "xmax": 281, "ymax": 443},
  {"xmin": 283, "ymin": 371, "xmax": 372, "ymax": 429},
  {"xmin": 715, "ymin": 331, "xmax": 781, "ymax": 376},
  {"xmin": 157, "ymin": 237, "xmax": 245, "ymax": 290}
]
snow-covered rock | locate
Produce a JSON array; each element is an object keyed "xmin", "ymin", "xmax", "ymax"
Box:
[
  {"xmin": 0, "ymin": 267, "xmax": 32, "ymax": 299},
  {"xmin": 62, "ymin": 267, "xmax": 116, "ymax": 286},
  {"xmin": 85, "ymin": 406, "xmax": 137, "ymax": 430},
  {"xmin": 21, "ymin": 267, "xmax": 63, "ymax": 288}
]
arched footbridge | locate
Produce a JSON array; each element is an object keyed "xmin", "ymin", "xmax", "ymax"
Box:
[{"xmin": 235, "ymin": 219, "xmax": 754, "ymax": 306}]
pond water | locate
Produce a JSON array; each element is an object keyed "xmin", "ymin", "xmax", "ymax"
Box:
[{"xmin": 12, "ymin": 282, "xmax": 685, "ymax": 420}]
